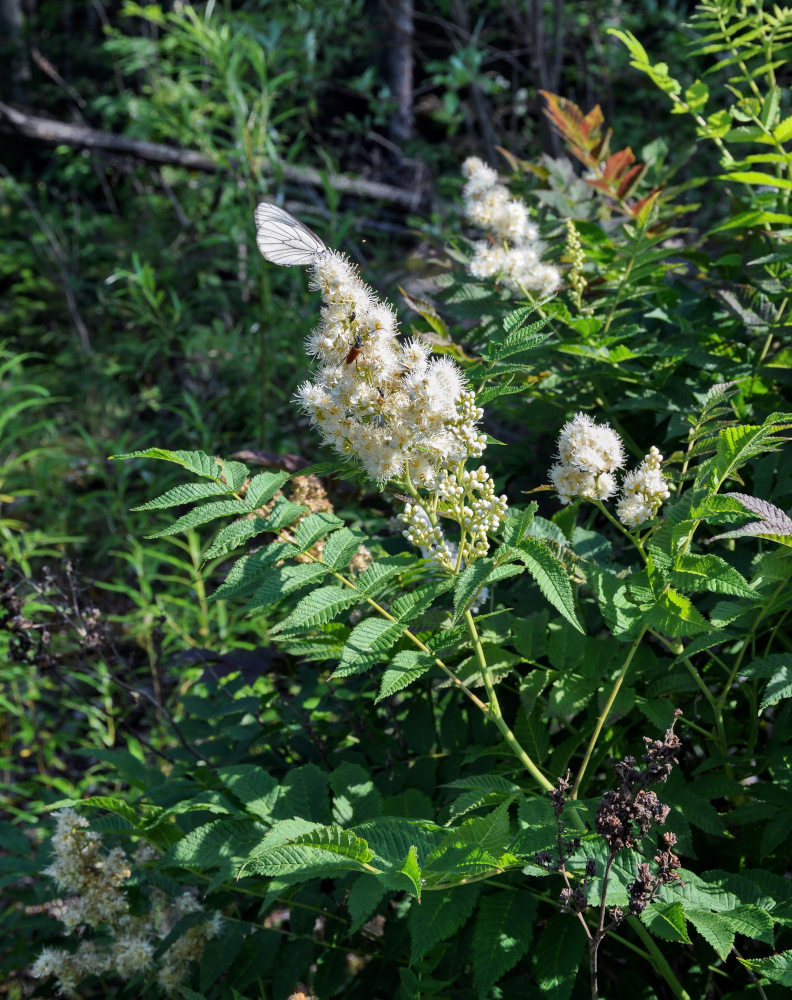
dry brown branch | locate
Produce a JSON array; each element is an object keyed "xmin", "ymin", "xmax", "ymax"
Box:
[{"xmin": 0, "ymin": 101, "xmax": 425, "ymax": 210}]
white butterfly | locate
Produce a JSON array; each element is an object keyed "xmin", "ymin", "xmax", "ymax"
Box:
[{"xmin": 254, "ymin": 202, "xmax": 327, "ymax": 267}]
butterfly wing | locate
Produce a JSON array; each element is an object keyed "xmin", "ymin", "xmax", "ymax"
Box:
[{"xmin": 254, "ymin": 202, "xmax": 327, "ymax": 267}]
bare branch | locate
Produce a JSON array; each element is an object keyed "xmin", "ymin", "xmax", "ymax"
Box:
[{"xmin": 0, "ymin": 100, "xmax": 425, "ymax": 210}]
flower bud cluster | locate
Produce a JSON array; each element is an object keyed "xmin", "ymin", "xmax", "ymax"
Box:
[
  {"xmin": 297, "ymin": 252, "xmax": 484, "ymax": 488},
  {"xmin": 399, "ymin": 465, "xmax": 508, "ymax": 571},
  {"xmin": 32, "ymin": 809, "xmax": 221, "ymax": 996},
  {"xmin": 616, "ymin": 447, "xmax": 671, "ymax": 528},
  {"xmin": 548, "ymin": 415, "xmax": 670, "ymax": 529},
  {"xmin": 565, "ymin": 218, "xmax": 587, "ymax": 305},
  {"xmin": 548, "ymin": 412, "xmax": 624, "ymax": 505},
  {"xmin": 462, "ymin": 156, "xmax": 561, "ymax": 297},
  {"xmin": 399, "ymin": 503, "xmax": 456, "ymax": 569}
]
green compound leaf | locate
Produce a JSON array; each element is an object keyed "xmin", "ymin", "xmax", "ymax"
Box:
[
  {"xmin": 516, "ymin": 537, "xmax": 583, "ymax": 633},
  {"xmin": 270, "ymin": 585, "xmax": 358, "ymax": 634},
  {"xmin": 409, "ymin": 885, "xmax": 480, "ymax": 963},
  {"xmin": 472, "ymin": 890, "xmax": 538, "ymax": 999}
]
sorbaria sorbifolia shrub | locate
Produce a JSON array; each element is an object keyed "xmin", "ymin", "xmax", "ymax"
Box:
[{"xmin": 31, "ymin": 4, "xmax": 792, "ymax": 996}]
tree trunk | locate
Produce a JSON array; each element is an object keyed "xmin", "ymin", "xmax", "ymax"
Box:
[
  {"xmin": 0, "ymin": 0, "xmax": 31, "ymax": 99},
  {"xmin": 386, "ymin": 0, "xmax": 415, "ymax": 151}
]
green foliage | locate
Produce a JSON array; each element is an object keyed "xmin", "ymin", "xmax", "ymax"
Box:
[{"xmin": 4, "ymin": 3, "xmax": 792, "ymax": 999}]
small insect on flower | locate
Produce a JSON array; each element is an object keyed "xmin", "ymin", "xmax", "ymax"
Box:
[
  {"xmin": 345, "ymin": 333, "xmax": 363, "ymax": 364},
  {"xmin": 254, "ymin": 202, "xmax": 327, "ymax": 267}
]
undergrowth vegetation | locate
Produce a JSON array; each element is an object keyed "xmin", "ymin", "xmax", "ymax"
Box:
[{"xmin": 2, "ymin": 1, "xmax": 792, "ymax": 998}]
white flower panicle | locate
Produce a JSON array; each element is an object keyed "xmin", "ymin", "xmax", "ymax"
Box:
[
  {"xmin": 255, "ymin": 204, "xmax": 508, "ymax": 570},
  {"xmin": 616, "ymin": 446, "xmax": 671, "ymax": 527},
  {"xmin": 462, "ymin": 156, "xmax": 561, "ymax": 296},
  {"xmin": 32, "ymin": 810, "xmax": 221, "ymax": 997},
  {"xmin": 43, "ymin": 807, "xmax": 131, "ymax": 933},
  {"xmin": 548, "ymin": 412, "xmax": 624, "ymax": 505},
  {"xmin": 295, "ymin": 250, "xmax": 487, "ymax": 489}
]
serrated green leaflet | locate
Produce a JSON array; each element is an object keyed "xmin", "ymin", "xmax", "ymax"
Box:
[
  {"xmin": 473, "ymin": 891, "xmax": 537, "ymax": 999},
  {"xmin": 409, "ymin": 885, "xmax": 480, "ymax": 962},
  {"xmin": 516, "ymin": 537, "xmax": 583, "ymax": 633},
  {"xmin": 243, "ymin": 562, "xmax": 329, "ymax": 613},
  {"xmin": 321, "ymin": 526, "xmax": 368, "ymax": 569},
  {"xmin": 291, "ymin": 511, "xmax": 344, "ymax": 551},
  {"xmin": 145, "ymin": 499, "xmax": 246, "ymax": 538},
  {"xmin": 245, "ymin": 470, "xmax": 291, "ymax": 507},
  {"xmin": 377, "ymin": 650, "xmax": 433, "ymax": 700},
  {"xmin": 133, "ymin": 480, "xmax": 234, "ymax": 510},
  {"xmin": 334, "ymin": 618, "xmax": 404, "ymax": 676},
  {"xmin": 202, "ymin": 516, "xmax": 273, "ymax": 560},
  {"xmin": 269, "ymin": 585, "xmax": 357, "ymax": 634}
]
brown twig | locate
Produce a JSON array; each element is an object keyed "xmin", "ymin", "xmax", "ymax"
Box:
[{"xmin": 0, "ymin": 100, "xmax": 425, "ymax": 210}]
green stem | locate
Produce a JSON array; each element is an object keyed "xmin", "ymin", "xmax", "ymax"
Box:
[
  {"xmin": 464, "ymin": 608, "xmax": 556, "ymax": 795},
  {"xmin": 592, "ymin": 499, "xmax": 647, "ymax": 562},
  {"xmin": 680, "ymin": 656, "xmax": 728, "ymax": 756},
  {"xmin": 572, "ymin": 625, "xmax": 647, "ymax": 799},
  {"xmin": 717, "ymin": 576, "xmax": 789, "ymax": 709},
  {"xmin": 627, "ymin": 916, "xmax": 691, "ymax": 1000}
]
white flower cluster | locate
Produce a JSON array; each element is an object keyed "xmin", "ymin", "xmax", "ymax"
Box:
[
  {"xmin": 32, "ymin": 809, "xmax": 221, "ymax": 996},
  {"xmin": 549, "ymin": 412, "xmax": 624, "ymax": 504},
  {"xmin": 296, "ymin": 251, "xmax": 487, "ymax": 488},
  {"xmin": 548, "ymin": 414, "xmax": 670, "ymax": 529},
  {"xmin": 616, "ymin": 447, "xmax": 671, "ymax": 527},
  {"xmin": 462, "ymin": 156, "xmax": 561, "ymax": 296}
]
